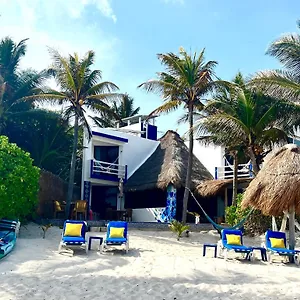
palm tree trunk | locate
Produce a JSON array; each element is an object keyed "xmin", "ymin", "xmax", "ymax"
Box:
[
  {"xmin": 232, "ymin": 151, "xmax": 238, "ymax": 206},
  {"xmin": 248, "ymin": 147, "xmax": 260, "ymax": 175},
  {"xmin": 182, "ymin": 105, "xmax": 194, "ymax": 224},
  {"xmin": 65, "ymin": 113, "xmax": 79, "ymax": 218}
]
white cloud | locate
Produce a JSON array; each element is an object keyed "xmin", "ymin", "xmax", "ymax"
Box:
[
  {"xmin": 94, "ymin": 0, "xmax": 117, "ymax": 23},
  {"xmin": 0, "ymin": 0, "xmax": 120, "ymax": 78},
  {"xmin": 13, "ymin": 0, "xmax": 117, "ymax": 24}
]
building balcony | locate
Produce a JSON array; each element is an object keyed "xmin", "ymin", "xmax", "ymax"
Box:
[
  {"xmin": 214, "ymin": 163, "xmax": 253, "ymax": 180},
  {"xmin": 90, "ymin": 159, "xmax": 127, "ymax": 182}
]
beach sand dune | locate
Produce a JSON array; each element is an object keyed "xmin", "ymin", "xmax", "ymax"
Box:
[{"xmin": 0, "ymin": 223, "xmax": 299, "ymax": 300}]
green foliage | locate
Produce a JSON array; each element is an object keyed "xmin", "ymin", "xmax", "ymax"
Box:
[
  {"xmin": 169, "ymin": 220, "xmax": 190, "ymax": 241},
  {"xmin": 225, "ymin": 193, "xmax": 272, "ymax": 235},
  {"xmin": 243, "ymin": 210, "xmax": 272, "ymax": 236},
  {"xmin": 0, "ymin": 136, "xmax": 40, "ymax": 220},
  {"xmin": 95, "ymin": 93, "xmax": 140, "ymax": 128},
  {"xmin": 225, "ymin": 194, "xmax": 250, "ymax": 226},
  {"xmin": 0, "ymin": 37, "xmax": 47, "ymax": 134},
  {"xmin": 198, "ymin": 72, "xmax": 300, "ymax": 174},
  {"xmin": 251, "ymin": 21, "xmax": 300, "ymax": 108}
]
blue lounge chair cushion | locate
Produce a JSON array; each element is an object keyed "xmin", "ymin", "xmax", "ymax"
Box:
[
  {"xmin": 225, "ymin": 244, "xmax": 252, "ymax": 252},
  {"xmin": 269, "ymin": 247, "xmax": 296, "ymax": 255},
  {"xmin": 106, "ymin": 237, "xmax": 127, "ymax": 244},
  {"xmin": 62, "ymin": 236, "xmax": 85, "ymax": 244}
]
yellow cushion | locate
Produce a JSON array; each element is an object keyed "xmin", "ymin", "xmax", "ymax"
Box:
[
  {"xmin": 269, "ymin": 238, "xmax": 285, "ymax": 248},
  {"xmin": 226, "ymin": 234, "xmax": 242, "ymax": 245},
  {"xmin": 109, "ymin": 227, "xmax": 125, "ymax": 238},
  {"xmin": 64, "ymin": 223, "xmax": 83, "ymax": 237}
]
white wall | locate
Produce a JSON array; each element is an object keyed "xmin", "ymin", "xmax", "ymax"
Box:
[
  {"xmin": 132, "ymin": 209, "xmax": 157, "ymax": 222},
  {"xmin": 83, "ymin": 127, "xmax": 159, "ymax": 182},
  {"xmin": 190, "ymin": 140, "xmax": 225, "ymax": 177}
]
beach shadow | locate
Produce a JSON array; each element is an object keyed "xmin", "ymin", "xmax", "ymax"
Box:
[{"xmin": 0, "ymin": 265, "xmax": 297, "ymax": 300}]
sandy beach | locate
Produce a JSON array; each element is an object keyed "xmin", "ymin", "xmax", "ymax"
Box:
[{"xmin": 0, "ymin": 223, "xmax": 299, "ymax": 300}]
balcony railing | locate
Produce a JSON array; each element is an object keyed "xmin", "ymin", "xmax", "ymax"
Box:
[
  {"xmin": 214, "ymin": 163, "xmax": 253, "ymax": 180},
  {"xmin": 90, "ymin": 159, "xmax": 127, "ymax": 182}
]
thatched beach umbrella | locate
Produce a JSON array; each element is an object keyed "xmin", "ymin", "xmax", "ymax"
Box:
[{"xmin": 242, "ymin": 144, "xmax": 300, "ymax": 250}]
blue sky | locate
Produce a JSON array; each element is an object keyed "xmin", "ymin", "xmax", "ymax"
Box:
[{"xmin": 0, "ymin": 0, "xmax": 299, "ymax": 134}]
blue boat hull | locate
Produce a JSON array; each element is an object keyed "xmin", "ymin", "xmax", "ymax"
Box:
[
  {"xmin": 0, "ymin": 220, "xmax": 19, "ymax": 260},
  {"xmin": 0, "ymin": 231, "xmax": 16, "ymax": 259}
]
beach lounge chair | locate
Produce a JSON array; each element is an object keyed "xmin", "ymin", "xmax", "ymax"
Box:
[
  {"xmin": 218, "ymin": 229, "xmax": 253, "ymax": 261},
  {"xmin": 58, "ymin": 220, "xmax": 88, "ymax": 254},
  {"xmin": 265, "ymin": 230, "xmax": 300, "ymax": 264},
  {"xmin": 103, "ymin": 221, "xmax": 129, "ymax": 253}
]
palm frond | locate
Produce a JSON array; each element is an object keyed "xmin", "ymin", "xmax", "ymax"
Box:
[
  {"xmin": 148, "ymin": 99, "xmax": 181, "ymax": 118},
  {"xmin": 85, "ymin": 92, "xmax": 123, "ymax": 104},
  {"xmin": 138, "ymin": 79, "xmax": 178, "ymax": 98},
  {"xmin": 48, "ymin": 48, "xmax": 76, "ymax": 92},
  {"xmin": 267, "ymin": 34, "xmax": 300, "ymax": 77},
  {"xmin": 84, "ymin": 81, "xmax": 119, "ymax": 97},
  {"xmin": 251, "ymin": 70, "xmax": 300, "ymax": 102}
]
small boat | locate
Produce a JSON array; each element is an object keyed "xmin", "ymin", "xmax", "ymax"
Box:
[{"xmin": 0, "ymin": 219, "xmax": 20, "ymax": 260}]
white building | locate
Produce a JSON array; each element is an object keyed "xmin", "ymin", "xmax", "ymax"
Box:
[{"xmin": 81, "ymin": 115, "xmax": 213, "ymax": 222}]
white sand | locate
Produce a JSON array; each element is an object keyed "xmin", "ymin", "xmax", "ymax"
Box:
[{"xmin": 0, "ymin": 223, "xmax": 299, "ymax": 300}]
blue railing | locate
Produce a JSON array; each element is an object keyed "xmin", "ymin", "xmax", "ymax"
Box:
[{"xmin": 90, "ymin": 159, "xmax": 127, "ymax": 182}]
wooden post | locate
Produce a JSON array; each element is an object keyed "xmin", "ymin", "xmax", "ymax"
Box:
[
  {"xmin": 224, "ymin": 188, "xmax": 228, "ymax": 208},
  {"xmin": 272, "ymin": 216, "xmax": 278, "ymax": 231},
  {"xmin": 288, "ymin": 206, "xmax": 296, "ymax": 263},
  {"xmin": 289, "ymin": 206, "xmax": 296, "ymax": 251},
  {"xmin": 280, "ymin": 212, "xmax": 288, "ymax": 232}
]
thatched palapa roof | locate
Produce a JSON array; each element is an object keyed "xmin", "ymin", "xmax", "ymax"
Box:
[
  {"xmin": 196, "ymin": 178, "xmax": 252, "ymax": 197},
  {"xmin": 125, "ymin": 130, "xmax": 213, "ymax": 192},
  {"xmin": 242, "ymin": 144, "xmax": 300, "ymax": 216}
]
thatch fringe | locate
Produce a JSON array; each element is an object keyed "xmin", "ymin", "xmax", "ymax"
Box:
[
  {"xmin": 242, "ymin": 144, "xmax": 300, "ymax": 216},
  {"xmin": 196, "ymin": 178, "xmax": 252, "ymax": 197}
]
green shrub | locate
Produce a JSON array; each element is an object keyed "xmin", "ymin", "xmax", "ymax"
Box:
[
  {"xmin": 169, "ymin": 220, "xmax": 190, "ymax": 241},
  {"xmin": 225, "ymin": 193, "xmax": 272, "ymax": 235},
  {"xmin": 225, "ymin": 194, "xmax": 250, "ymax": 226},
  {"xmin": 0, "ymin": 136, "xmax": 40, "ymax": 220}
]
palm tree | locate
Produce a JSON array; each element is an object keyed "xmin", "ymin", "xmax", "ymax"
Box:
[
  {"xmin": 139, "ymin": 47, "xmax": 219, "ymax": 223},
  {"xmin": 0, "ymin": 37, "xmax": 47, "ymax": 134},
  {"xmin": 198, "ymin": 73, "xmax": 300, "ymax": 176},
  {"xmin": 115, "ymin": 93, "xmax": 140, "ymax": 119},
  {"xmin": 6, "ymin": 109, "xmax": 74, "ymax": 178},
  {"xmin": 94, "ymin": 93, "xmax": 140, "ymax": 127},
  {"xmin": 0, "ymin": 37, "xmax": 27, "ymax": 84},
  {"xmin": 251, "ymin": 20, "xmax": 300, "ymax": 102},
  {"xmin": 27, "ymin": 49, "xmax": 121, "ymax": 217}
]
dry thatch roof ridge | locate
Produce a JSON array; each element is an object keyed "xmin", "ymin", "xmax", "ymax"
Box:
[
  {"xmin": 125, "ymin": 130, "xmax": 212, "ymax": 192},
  {"xmin": 242, "ymin": 144, "xmax": 300, "ymax": 216},
  {"xmin": 196, "ymin": 178, "xmax": 252, "ymax": 197}
]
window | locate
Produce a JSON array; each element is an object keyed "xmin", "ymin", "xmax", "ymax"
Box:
[{"xmin": 94, "ymin": 146, "xmax": 119, "ymax": 163}]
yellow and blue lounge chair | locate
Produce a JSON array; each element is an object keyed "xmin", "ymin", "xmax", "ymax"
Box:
[
  {"xmin": 265, "ymin": 230, "xmax": 300, "ymax": 265},
  {"xmin": 58, "ymin": 220, "xmax": 88, "ymax": 254},
  {"xmin": 103, "ymin": 221, "xmax": 129, "ymax": 253},
  {"xmin": 218, "ymin": 229, "xmax": 253, "ymax": 261}
]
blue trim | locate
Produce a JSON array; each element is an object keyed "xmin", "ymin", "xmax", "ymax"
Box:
[
  {"xmin": 92, "ymin": 131, "xmax": 128, "ymax": 143},
  {"xmin": 214, "ymin": 167, "xmax": 218, "ymax": 179},
  {"xmin": 91, "ymin": 172, "xmax": 121, "ymax": 182}
]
